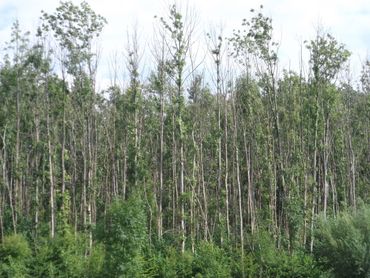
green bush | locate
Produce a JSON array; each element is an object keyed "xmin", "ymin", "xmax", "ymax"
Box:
[
  {"xmin": 30, "ymin": 227, "xmax": 105, "ymax": 278},
  {"xmin": 158, "ymin": 247, "xmax": 193, "ymax": 278},
  {"xmin": 84, "ymin": 242, "xmax": 106, "ymax": 278},
  {"xmin": 101, "ymin": 195, "xmax": 147, "ymax": 277},
  {"xmin": 315, "ymin": 205, "xmax": 370, "ymax": 277},
  {"xmin": 155, "ymin": 242, "xmax": 231, "ymax": 278},
  {"xmin": 30, "ymin": 232, "xmax": 86, "ymax": 278},
  {"xmin": 248, "ymin": 231, "xmax": 322, "ymax": 278},
  {"xmin": 229, "ymin": 250, "xmax": 258, "ymax": 278},
  {"xmin": 192, "ymin": 241, "xmax": 231, "ymax": 278},
  {"xmin": 0, "ymin": 234, "xmax": 31, "ymax": 278}
]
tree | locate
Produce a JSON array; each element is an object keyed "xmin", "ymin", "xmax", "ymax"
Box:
[{"xmin": 158, "ymin": 3, "xmax": 196, "ymax": 253}]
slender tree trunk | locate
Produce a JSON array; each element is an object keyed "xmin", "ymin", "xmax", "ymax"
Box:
[
  {"xmin": 244, "ymin": 133, "xmax": 255, "ymax": 234},
  {"xmin": 71, "ymin": 124, "xmax": 78, "ymax": 235},
  {"xmin": 303, "ymin": 173, "xmax": 308, "ymax": 246},
  {"xmin": 46, "ymin": 89, "xmax": 55, "ymax": 239},
  {"xmin": 215, "ymin": 51, "xmax": 223, "ymax": 243},
  {"xmin": 172, "ymin": 112, "xmax": 177, "ymax": 234},
  {"xmin": 310, "ymin": 92, "xmax": 320, "ymax": 252},
  {"xmin": 34, "ymin": 111, "xmax": 41, "ymax": 237},
  {"xmin": 191, "ymin": 146, "xmax": 196, "ymax": 252},
  {"xmin": 82, "ymin": 142, "xmax": 87, "ymax": 231},
  {"xmin": 14, "ymin": 82, "xmax": 21, "ymax": 232},
  {"xmin": 200, "ymin": 141, "xmax": 209, "ymax": 240},
  {"xmin": 232, "ymin": 91, "xmax": 244, "ymax": 275},
  {"xmin": 0, "ymin": 139, "xmax": 5, "ymax": 240},
  {"xmin": 323, "ymin": 117, "xmax": 329, "ymax": 218},
  {"xmin": 180, "ymin": 140, "xmax": 186, "ymax": 253},
  {"xmin": 123, "ymin": 144, "xmax": 127, "ymax": 199},
  {"xmin": 87, "ymin": 201, "xmax": 92, "ymax": 252},
  {"xmin": 134, "ymin": 108, "xmax": 138, "ymax": 187},
  {"xmin": 224, "ymin": 94, "xmax": 230, "ymax": 239},
  {"xmin": 87, "ymin": 115, "xmax": 95, "ymax": 253},
  {"xmin": 348, "ymin": 134, "xmax": 356, "ymax": 208},
  {"xmin": 62, "ymin": 105, "xmax": 66, "ymax": 196},
  {"xmin": 2, "ymin": 129, "xmax": 16, "ymax": 234},
  {"xmin": 271, "ymin": 72, "xmax": 285, "ymax": 233},
  {"xmin": 158, "ymin": 82, "xmax": 164, "ymax": 239},
  {"xmin": 0, "ymin": 195, "xmax": 3, "ymax": 242}
]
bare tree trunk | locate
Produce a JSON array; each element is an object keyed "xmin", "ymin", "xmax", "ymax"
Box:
[
  {"xmin": 244, "ymin": 133, "xmax": 255, "ymax": 234},
  {"xmin": 214, "ymin": 42, "xmax": 223, "ymax": 243},
  {"xmin": 0, "ymin": 195, "xmax": 3, "ymax": 242},
  {"xmin": 191, "ymin": 147, "xmax": 196, "ymax": 252},
  {"xmin": 323, "ymin": 118, "xmax": 329, "ymax": 218},
  {"xmin": 310, "ymin": 96, "xmax": 319, "ymax": 252},
  {"xmin": 348, "ymin": 135, "xmax": 356, "ymax": 208},
  {"xmin": 34, "ymin": 111, "xmax": 41, "ymax": 237},
  {"xmin": 46, "ymin": 89, "xmax": 55, "ymax": 239},
  {"xmin": 87, "ymin": 202, "xmax": 92, "ymax": 252},
  {"xmin": 123, "ymin": 145, "xmax": 127, "ymax": 199},
  {"xmin": 224, "ymin": 94, "xmax": 230, "ymax": 239},
  {"xmin": 134, "ymin": 109, "xmax": 139, "ymax": 187},
  {"xmin": 200, "ymin": 141, "xmax": 209, "ymax": 240},
  {"xmin": 2, "ymin": 129, "xmax": 16, "ymax": 234},
  {"xmin": 0, "ymin": 136, "xmax": 5, "ymax": 240},
  {"xmin": 303, "ymin": 173, "xmax": 308, "ymax": 246},
  {"xmin": 158, "ymin": 78, "xmax": 164, "ymax": 239},
  {"xmin": 87, "ymin": 115, "xmax": 95, "ymax": 253},
  {"xmin": 71, "ymin": 124, "xmax": 78, "ymax": 235},
  {"xmin": 82, "ymin": 141, "xmax": 87, "ymax": 231},
  {"xmin": 14, "ymin": 82, "xmax": 20, "ymax": 232},
  {"xmin": 172, "ymin": 112, "xmax": 177, "ymax": 235},
  {"xmin": 232, "ymin": 91, "xmax": 244, "ymax": 275},
  {"xmin": 180, "ymin": 140, "xmax": 186, "ymax": 253},
  {"xmin": 62, "ymin": 105, "xmax": 66, "ymax": 196}
]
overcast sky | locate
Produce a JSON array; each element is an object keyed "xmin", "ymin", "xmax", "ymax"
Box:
[{"xmin": 0, "ymin": 0, "xmax": 369, "ymax": 89}]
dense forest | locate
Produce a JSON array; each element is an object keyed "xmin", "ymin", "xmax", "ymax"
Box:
[{"xmin": 0, "ymin": 1, "xmax": 369, "ymax": 277}]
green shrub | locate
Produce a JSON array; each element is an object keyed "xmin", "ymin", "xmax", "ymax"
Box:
[
  {"xmin": 249, "ymin": 231, "xmax": 322, "ymax": 277},
  {"xmin": 229, "ymin": 250, "xmax": 258, "ymax": 278},
  {"xmin": 30, "ymin": 228, "xmax": 104, "ymax": 278},
  {"xmin": 84, "ymin": 242, "xmax": 106, "ymax": 278},
  {"xmin": 192, "ymin": 241, "xmax": 231, "ymax": 278},
  {"xmin": 157, "ymin": 246, "xmax": 193, "ymax": 278},
  {"xmin": 0, "ymin": 234, "xmax": 31, "ymax": 277},
  {"xmin": 315, "ymin": 205, "xmax": 370, "ymax": 277},
  {"xmin": 30, "ymin": 232, "xmax": 86, "ymax": 278},
  {"xmin": 101, "ymin": 196, "xmax": 147, "ymax": 277}
]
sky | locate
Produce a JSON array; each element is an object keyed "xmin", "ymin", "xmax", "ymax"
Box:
[{"xmin": 0, "ymin": 0, "xmax": 369, "ymax": 89}]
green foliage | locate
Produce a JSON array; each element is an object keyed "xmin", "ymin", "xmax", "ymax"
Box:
[
  {"xmin": 246, "ymin": 231, "xmax": 323, "ymax": 278},
  {"xmin": 192, "ymin": 241, "xmax": 231, "ymax": 278},
  {"xmin": 31, "ymin": 233, "xmax": 85, "ymax": 277},
  {"xmin": 0, "ymin": 234, "xmax": 31, "ymax": 278},
  {"xmin": 100, "ymin": 195, "xmax": 147, "ymax": 277},
  {"xmin": 29, "ymin": 221, "xmax": 104, "ymax": 278},
  {"xmin": 158, "ymin": 4, "xmax": 187, "ymax": 78},
  {"xmin": 41, "ymin": 1, "xmax": 106, "ymax": 75},
  {"xmin": 229, "ymin": 5, "xmax": 278, "ymax": 67},
  {"xmin": 85, "ymin": 243, "xmax": 106, "ymax": 278},
  {"xmin": 157, "ymin": 247, "xmax": 194, "ymax": 278},
  {"xmin": 306, "ymin": 32, "xmax": 350, "ymax": 82},
  {"xmin": 315, "ymin": 204, "xmax": 370, "ymax": 277}
]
